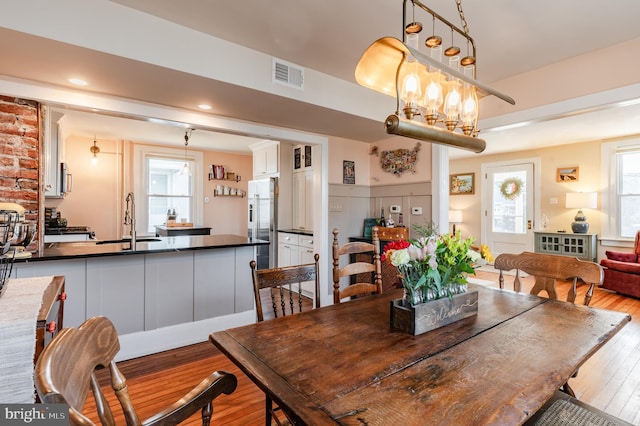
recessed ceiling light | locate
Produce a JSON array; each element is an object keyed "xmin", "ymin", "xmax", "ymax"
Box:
[
  {"xmin": 68, "ymin": 78, "xmax": 88, "ymax": 86},
  {"xmin": 198, "ymin": 104, "xmax": 212, "ymax": 110}
]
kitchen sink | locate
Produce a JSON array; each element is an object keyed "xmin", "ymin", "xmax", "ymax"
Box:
[{"xmin": 95, "ymin": 238, "xmax": 161, "ymax": 245}]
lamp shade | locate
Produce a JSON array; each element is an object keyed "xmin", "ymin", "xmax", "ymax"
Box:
[
  {"xmin": 448, "ymin": 210, "xmax": 463, "ymax": 223},
  {"xmin": 565, "ymin": 192, "xmax": 597, "ymax": 209}
]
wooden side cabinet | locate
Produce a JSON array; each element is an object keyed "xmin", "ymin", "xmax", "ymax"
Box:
[{"xmin": 534, "ymin": 232, "xmax": 597, "ymax": 262}]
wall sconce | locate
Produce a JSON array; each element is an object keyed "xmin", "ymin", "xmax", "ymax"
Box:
[
  {"xmin": 354, "ymin": 0, "xmax": 515, "ymax": 153},
  {"xmin": 565, "ymin": 192, "xmax": 597, "ymax": 233},
  {"xmin": 448, "ymin": 209, "xmax": 463, "ymax": 234},
  {"xmin": 90, "ymin": 137, "xmax": 100, "ymax": 164}
]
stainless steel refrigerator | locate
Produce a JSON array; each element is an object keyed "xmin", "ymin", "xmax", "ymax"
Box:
[{"xmin": 248, "ymin": 177, "xmax": 278, "ymax": 269}]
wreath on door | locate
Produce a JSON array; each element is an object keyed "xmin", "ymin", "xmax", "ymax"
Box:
[{"xmin": 500, "ymin": 177, "xmax": 524, "ymax": 200}]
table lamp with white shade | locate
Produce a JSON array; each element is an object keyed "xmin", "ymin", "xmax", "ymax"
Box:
[
  {"xmin": 565, "ymin": 192, "xmax": 597, "ymax": 233},
  {"xmin": 449, "ymin": 210, "xmax": 463, "ymax": 234}
]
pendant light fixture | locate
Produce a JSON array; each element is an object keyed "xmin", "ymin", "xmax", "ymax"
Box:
[
  {"xmin": 354, "ymin": 0, "xmax": 515, "ymax": 153},
  {"xmin": 181, "ymin": 129, "xmax": 193, "ymax": 176},
  {"xmin": 90, "ymin": 137, "xmax": 100, "ymax": 164}
]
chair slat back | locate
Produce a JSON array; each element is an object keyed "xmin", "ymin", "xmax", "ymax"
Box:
[
  {"xmin": 332, "ymin": 226, "xmax": 382, "ymax": 303},
  {"xmin": 493, "ymin": 251, "xmax": 604, "ymax": 305},
  {"xmin": 250, "ymin": 254, "xmax": 320, "ymax": 322}
]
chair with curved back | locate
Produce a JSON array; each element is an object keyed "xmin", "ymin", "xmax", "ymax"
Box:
[
  {"xmin": 332, "ymin": 226, "xmax": 382, "ymax": 304},
  {"xmin": 34, "ymin": 316, "xmax": 237, "ymax": 426},
  {"xmin": 250, "ymin": 253, "xmax": 320, "ymax": 425},
  {"xmin": 493, "ymin": 251, "xmax": 604, "ymax": 306},
  {"xmin": 493, "ymin": 251, "xmax": 604, "ymax": 398}
]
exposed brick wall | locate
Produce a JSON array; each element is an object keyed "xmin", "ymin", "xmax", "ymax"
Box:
[{"xmin": 0, "ymin": 95, "xmax": 40, "ymax": 247}]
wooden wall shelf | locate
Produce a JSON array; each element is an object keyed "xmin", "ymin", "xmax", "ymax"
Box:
[{"xmin": 208, "ymin": 173, "xmax": 241, "ymax": 182}]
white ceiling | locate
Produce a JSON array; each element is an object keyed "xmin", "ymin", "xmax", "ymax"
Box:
[{"xmin": 2, "ymin": 0, "xmax": 640, "ymax": 156}]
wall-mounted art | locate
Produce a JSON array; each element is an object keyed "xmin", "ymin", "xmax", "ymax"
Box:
[
  {"xmin": 450, "ymin": 173, "xmax": 475, "ymax": 195},
  {"xmin": 343, "ymin": 160, "xmax": 355, "ymax": 184},
  {"xmin": 371, "ymin": 143, "xmax": 421, "ymax": 176},
  {"xmin": 557, "ymin": 166, "xmax": 579, "ymax": 182}
]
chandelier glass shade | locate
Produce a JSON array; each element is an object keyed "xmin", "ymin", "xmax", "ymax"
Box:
[{"xmin": 355, "ymin": 0, "xmax": 515, "ymax": 153}]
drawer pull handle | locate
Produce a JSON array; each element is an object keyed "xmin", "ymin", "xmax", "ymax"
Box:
[
  {"xmin": 47, "ymin": 322, "xmax": 57, "ymax": 333},
  {"xmin": 58, "ymin": 292, "xmax": 67, "ymax": 301}
]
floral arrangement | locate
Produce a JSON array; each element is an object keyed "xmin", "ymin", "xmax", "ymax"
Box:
[{"xmin": 381, "ymin": 221, "xmax": 479, "ymax": 305}]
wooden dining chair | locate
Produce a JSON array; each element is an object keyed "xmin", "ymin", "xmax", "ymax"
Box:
[
  {"xmin": 250, "ymin": 253, "xmax": 320, "ymax": 322},
  {"xmin": 493, "ymin": 251, "xmax": 604, "ymax": 398},
  {"xmin": 35, "ymin": 316, "xmax": 237, "ymax": 425},
  {"xmin": 332, "ymin": 226, "xmax": 382, "ymax": 304},
  {"xmin": 250, "ymin": 254, "xmax": 320, "ymax": 425},
  {"xmin": 493, "ymin": 251, "xmax": 604, "ymax": 306}
]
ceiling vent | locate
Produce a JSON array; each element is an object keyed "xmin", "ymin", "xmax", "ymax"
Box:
[{"xmin": 272, "ymin": 58, "xmax": 304, "ymax": 90}]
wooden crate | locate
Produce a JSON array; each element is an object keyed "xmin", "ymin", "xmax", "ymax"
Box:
[{"xmin": 390, "ymin": 290, "xmax": 478, "ymax": 335}]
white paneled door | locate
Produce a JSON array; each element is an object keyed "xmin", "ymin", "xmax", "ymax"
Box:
[{"xmin": 482, "ymin": 161, "xmax": 536, "ymax": 256}]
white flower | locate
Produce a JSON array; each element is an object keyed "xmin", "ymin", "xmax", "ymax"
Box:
[
  {"xmin": 407, "ymin": 244, "xmax": 424, "ymax": 261},
  {"xmin": 467, "ymin": 249, "xmax": 481, "ymax": 263},
  {"xmin": 389, "ymin": 249, "xmax": 410, "ymax": 266}
]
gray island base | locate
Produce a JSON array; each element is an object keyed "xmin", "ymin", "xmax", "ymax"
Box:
[{"xmin": 12, "ymin": 235, "xmax": 267, "ymax": 360}]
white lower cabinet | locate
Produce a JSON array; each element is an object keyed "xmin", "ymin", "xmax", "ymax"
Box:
[
  {"xmin": 298, "ymin": 234, "xmax": 316, "ymax": 299},
  {"xmin": 277, "ymin": 232, "xmax": 315, "ymax": 300},
  {"xmin": 278, "ymin": 232, "xmax": 300, "ymax": 268}
]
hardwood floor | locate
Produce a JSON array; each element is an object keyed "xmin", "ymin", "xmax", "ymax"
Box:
[{"xmin": 84, "ymin": 272, "xmax": 640, "ymax": 425}]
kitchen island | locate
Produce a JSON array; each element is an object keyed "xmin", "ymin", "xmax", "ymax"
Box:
[{"xmin": 12, "ymin": 235, "xmax": 268, "ymax": 360}]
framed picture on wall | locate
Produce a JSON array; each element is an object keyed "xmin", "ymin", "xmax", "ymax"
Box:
[
  {"xmin": 450, "ymin": 173, "xmax": 475, "ymax": 195},
  {"xmin": 343, "ymin": 160, "xmax": 355, "ymax": 184},
  {"xmin": 557, "ymin": 166, "xmax": 579, "ymax": 182}
]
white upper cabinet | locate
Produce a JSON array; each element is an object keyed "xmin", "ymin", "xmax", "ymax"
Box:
[
  {"xmin": 292, "ymin": 169, "xmax": 313, "ymax": 231},
  {"xmin": 43, "ymin": 106, "xmax": 65, "ymax": 198},
  {"xmin": 250, "ymin": 140, "xmax": 279, "ymax": 178}
]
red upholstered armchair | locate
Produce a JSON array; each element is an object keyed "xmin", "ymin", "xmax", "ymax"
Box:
[{"xmin": 600, "ymin": 231, "xmax": 640, "ymax": 298}]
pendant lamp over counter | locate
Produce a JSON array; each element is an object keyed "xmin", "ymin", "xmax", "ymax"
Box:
[{"xmin": 181, "ymin": 129, "xmax": 193, "ymax": 176}]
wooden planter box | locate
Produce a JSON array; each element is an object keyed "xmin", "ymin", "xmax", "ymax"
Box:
[{"xmin": 390, "ymin": 290, "xmax": 479, "ymax": 335}]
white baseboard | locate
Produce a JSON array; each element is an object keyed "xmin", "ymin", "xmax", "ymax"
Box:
[{"xmin": 116, "ymin": 310, "xmax": 255, "ymax": 361}]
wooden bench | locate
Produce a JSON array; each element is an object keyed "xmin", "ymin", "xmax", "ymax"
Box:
[{"xmin": 493, "ymin": 251, "xmax": 604, "ymax": 306}]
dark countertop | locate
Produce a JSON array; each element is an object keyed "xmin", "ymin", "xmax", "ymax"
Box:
[
  {"xmin": 278, "ymin": 229, "xmax": 313, "ymax": 236},
  {"xmin": 154, "ymin": 225, "xmax": 211, "ymax": 231},
  {"xmin": 22, "ymin": 234, "xmax": 268, "ymax": 262}
]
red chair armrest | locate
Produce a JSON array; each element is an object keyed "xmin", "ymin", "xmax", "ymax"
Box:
[
  {"xmin": 604, "ymin": 250, "xmax": 638, "ymax": 263},
  {"xmin": 601, "ymin": 258, "xmax": 640, "ymax": 274}
]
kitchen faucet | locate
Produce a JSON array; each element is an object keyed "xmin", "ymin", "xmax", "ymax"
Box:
[{"xmin": 124, "ymin": 192, "xmax": 136, "ymax": 249}]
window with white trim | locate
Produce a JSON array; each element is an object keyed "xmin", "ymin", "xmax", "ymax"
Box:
[
  {"xmin": 133, "ymin": 144, "xmax": 203, "ymax": 235},
  {"xmin": 601, "ymin": 139, "xmax": 640, "ymax": 242},
  {"xmin": 617, "ymin": 149, "xmax": 640, "ymax": 237},
  {"xmin": 147, "ymin": 157, "xmax": 192, "ymax": 233}
]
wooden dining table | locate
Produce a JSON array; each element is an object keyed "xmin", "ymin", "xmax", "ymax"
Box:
[{"xmin": 209, "ymin": 284, "xmax": 631, "ymax": 425}]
